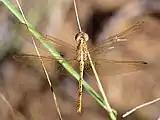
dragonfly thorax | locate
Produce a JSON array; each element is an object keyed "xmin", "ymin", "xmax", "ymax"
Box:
[{"xmin": 76, "ymin": 39, "xmax": 88, "ymax": 62}]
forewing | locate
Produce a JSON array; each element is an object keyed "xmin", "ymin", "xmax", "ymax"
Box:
[
  {"xmin": 89, "ymin": 21, "xmax": 143, "ymax": 55},
  {"xmin": 17, "ymin": 22, "xmax": 76, "ymax": 57},
  {"xmin": 44, "ymin": 35, "xmax": 76, "ymax": 53}
]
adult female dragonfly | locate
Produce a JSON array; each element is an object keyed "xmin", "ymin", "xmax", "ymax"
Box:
[{"xmin": 13, "ymin": 21, "xmax": 147, "ymax": 113}]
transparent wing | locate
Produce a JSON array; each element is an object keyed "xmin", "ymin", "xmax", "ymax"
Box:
[
  {"xmin": 16, "ymin": 22, "xmax": 147, "ymax": 77},
  {"xmin": 13, "ymin": 54, "xmax": 78, "ymax": 74},
  {"xmin": 13, "ymin": 54, "xmax": 148, "ymax": 77},
  {"xmin": 43, "ymin": 21, "xmax": 143, "ymax": 56},
  {"xmin": 18, "ymin": 22, "xmax": 77, "ymax": 54},
  {"xmin": 89, "ymin": 21, "xmax": 144, "ymax": 55},
  {"xmin": 90, "ymin": 58, "xmax": 148, "ymax": 76},
  {"xmin": 43, "ymin": 35, "xmax": 76, "ymax": 53}
]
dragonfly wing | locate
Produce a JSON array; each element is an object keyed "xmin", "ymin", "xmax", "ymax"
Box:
[
  {"xmin": 44, "ymin": 35, "xmax": 76, "ymax": 53},
  {"xmin": 91, "ymin": 59, "xmax": 147, "ymax": 76},
  {"xmin": 17, "ymin": 22, "xmax": 76, "ymax": 56},
  {"xmin": 13, "ymin": 54, "xmax": 78, "ymax": 75},
  {"xmin": 89, "ymin": 21, "xmax": 144, "ymax": 55}
]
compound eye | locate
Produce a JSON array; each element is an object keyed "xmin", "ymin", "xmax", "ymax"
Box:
[
  {"xmin": 75, "ymin": 32, "xmax": 89, "ymax": 42},
  {"xmin": 83, "ymin": 33, "xmax": 89, "ymax": 41},
  {"xmin": 75, "ymin": 32, "xmax": 81, "ymax": 41}
]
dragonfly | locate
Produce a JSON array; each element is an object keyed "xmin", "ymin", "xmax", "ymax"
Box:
[{"xmin": 13, "ymin": 21, "xmax": 148, "ymax": 113}]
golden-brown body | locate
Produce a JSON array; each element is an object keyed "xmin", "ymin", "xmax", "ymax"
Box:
[{"xmin": 75, "ymin": 32, "xmax": 89, "ymax": 113}]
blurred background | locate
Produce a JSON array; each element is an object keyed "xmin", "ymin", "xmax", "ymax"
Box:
[{"xmin": 0, "ymin": 0, "xmax": 160, "ymax": 120}]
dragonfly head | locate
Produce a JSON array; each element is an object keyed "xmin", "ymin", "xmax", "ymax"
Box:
[{"xmin": 75, "ymin": 32, "xmax": 89, "ymax": 42}]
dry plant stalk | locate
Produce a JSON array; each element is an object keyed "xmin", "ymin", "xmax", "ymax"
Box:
[
  {"xmin": 73, "ymin": 0, "xmax": 112, "ymax": 114},
  {"xmin": 15, "ymin": 0, "xmax": 63, "ymax": 120},
  {"xmin": 0, "ymin": 92, "xmax": 16, "ymax": 120},
  {"xmin": 123, "ymin": 97, "xmax": 160, "ymax": 118}
]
